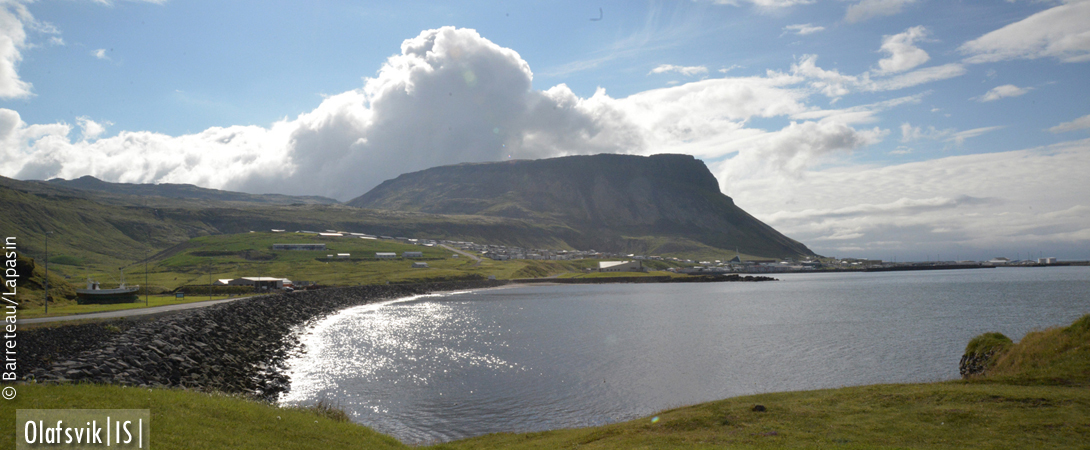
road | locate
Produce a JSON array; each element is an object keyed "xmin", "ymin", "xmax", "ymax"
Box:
[
  {"xmin": 440, "ymin": 244, "xmax": 482, "ymax": 266},
  {"xmin": 20, "ymin": 295, "xmax": 259, "ymax": 324}
]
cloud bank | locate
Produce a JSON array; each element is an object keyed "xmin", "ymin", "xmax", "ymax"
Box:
[
  {"xmin": 960, "ymin": 0, "xmax": 1090, "ymax": 63},
  {"xmin": 2, "ymin": 26, "xmax": 888, "ymax": 202}
]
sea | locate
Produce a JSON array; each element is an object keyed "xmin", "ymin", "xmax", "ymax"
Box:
[{"xmin": 278, "ymin": 266, "xmax": 1090, "ymax": 444}]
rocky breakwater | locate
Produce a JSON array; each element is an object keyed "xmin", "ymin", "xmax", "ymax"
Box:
[{"xmin": 32, "ymin": 280, "xmax": 506, "ymax": 399}]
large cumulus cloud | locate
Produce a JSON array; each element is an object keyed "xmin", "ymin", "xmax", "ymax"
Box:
[{"xmin": 2, "ymin": 26, "xmax": 879, "ymax": 201}]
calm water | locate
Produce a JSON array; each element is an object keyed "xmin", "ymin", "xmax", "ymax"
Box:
[{"xmin": 279, "ymin": 267, "xmax": 1090, "ymax": 443}]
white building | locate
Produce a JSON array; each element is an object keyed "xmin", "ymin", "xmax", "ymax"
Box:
[
  {"xmin": 403, "ymin": 251, "xmax": 423, "ymax": 258},
  {"xmin": 375, "ymin": 252, "xmax": 397, "ymax": 259},
  {"xmin": 1038, "ymin": 257, "xmax": 1057, "ymax": 264},
  {"xmin": 411, "ymin": 262, "xmax": 428, "ymax": 268},
  {"xmin": 598, "ymin": 261, "xmax": 644, "ymax": 272}
]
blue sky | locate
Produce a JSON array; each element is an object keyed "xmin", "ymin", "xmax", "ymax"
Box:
[{"xmin": 2, "ymin": 0, "xmax": 1089, "ymax": 261}]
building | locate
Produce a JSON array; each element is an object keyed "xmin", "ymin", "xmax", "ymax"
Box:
[
  {"xmin": 375, "ymin": 252, "xmax": 397, "ymax": 259},
  {"xmin": 225, "ymin": 277, "xmax": 288, "ymax": 290},
  {"xmin": 411, "ymin": 262, "xmax": 428, "ymax": 268},
  {"xmin": 598, "ymin": 261, "xmax": 644, "ymax": 272},
  {"xmin": 402, "ymin": 251, "xmax": 423, "ymax": 258},
  {"xmin": 1038, "ymin": 257, "xmax": 1057, "ymax": 264},
  {"xmin": 272, "ymin": 243, "xmax": 326, "ymax": 251},
  {"xmin": 336, "ymin": 253, "xmax": 350, "ymax": 259}
]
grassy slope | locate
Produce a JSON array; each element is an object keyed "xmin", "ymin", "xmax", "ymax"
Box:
[
  {"xmin": 436, "ymin": 383, "xmax": 1090, "ymax": 450},
  {"xmin": 973, "ymin": 314, "xmax": 1090, "ymax": 386},
  {"xmin": 0, "ymin": 385, "xmax": 404, "ymax": 450}
]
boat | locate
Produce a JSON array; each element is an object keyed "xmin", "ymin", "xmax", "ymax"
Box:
[{"xmin": 75, "ymin": 269, "xmax": 140, "ymax": 304}]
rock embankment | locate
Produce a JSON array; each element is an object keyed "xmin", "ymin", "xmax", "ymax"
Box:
[
  {"xmin": 959, "ymin": 350, "xmax": 999, "ymax": 378},
  {"xmin": 30, "ymin": 280, "xmax": 506, "ymax": 399}
]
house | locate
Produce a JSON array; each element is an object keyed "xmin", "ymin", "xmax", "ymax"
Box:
[
  {"xmin": 375, "ymin": 252, "xmax": 397, "ymax": 259},
  {"xmin": 411, "ymin": 262, "xmax": 428, "ymax": 268},
  {"xmin": 598, "ymin": 261, "xmax": 644, "ymax": 272},
  {"xmin": 336, "ymin": 253, "xmax": 350, "ymax": 259},
  {"xmin": 227, "ymin": 277, "xmax": 288, "ymax": 290},
  {"xmin": 402, "ymin": 251, "xmax": 423, "ymax": 258}
]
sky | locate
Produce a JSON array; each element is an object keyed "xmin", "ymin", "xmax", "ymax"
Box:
[{"xmin": 1, "ymin": 0, "xmax": 1088, "ymax": 262}]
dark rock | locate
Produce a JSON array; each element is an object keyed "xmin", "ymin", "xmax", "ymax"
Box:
[{"xmin": 29, "ymin": 279, "xmax": 507, "ymax": 400}]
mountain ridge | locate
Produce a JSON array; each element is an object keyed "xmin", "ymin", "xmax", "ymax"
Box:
[{"xmin": 349, "ymin": 153, "xmax": 814, "ymax": 258}]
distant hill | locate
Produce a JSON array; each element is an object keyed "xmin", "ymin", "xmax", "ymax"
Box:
[
  {"xmin": 0, "ymin": 175, "xmax": 569, "ymax": 271},
  {"xmin": 47, "ymin": 176, "xmax": 339, "ymax": 206},
  {"xmin": 348, "ymin": 154, "xmax": 814, "ymax": 258}
]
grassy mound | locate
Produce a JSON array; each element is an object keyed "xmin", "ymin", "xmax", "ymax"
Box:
[{"xmin": 980, "ymin": 314, "xmax": 1090, "ymax": 385}]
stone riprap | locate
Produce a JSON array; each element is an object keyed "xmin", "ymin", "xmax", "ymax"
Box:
[{"xmin": 29, "ymin": 280, "xmax": 506, "ymax": 399}]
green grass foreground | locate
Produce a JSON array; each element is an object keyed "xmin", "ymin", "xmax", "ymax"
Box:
[
  {"xmin": 4, "ymin": 316, "xmax": 1087, "ymax": 449},
  {"xmin": 3, "ymin": 382, "xmax": 1087, "ymax": 449}
]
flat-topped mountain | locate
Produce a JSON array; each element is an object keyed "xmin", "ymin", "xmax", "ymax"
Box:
[{"xmin": 349, "ymin": 153, "xmax": 813, "ymax": 258}]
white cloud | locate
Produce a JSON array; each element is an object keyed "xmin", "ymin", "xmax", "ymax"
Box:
[
  {"xmin": 945, "ymin": 126, "xmax": 1004, "ymax": 145},
  {"xmin": 0, "ymin": 0, "xmax": 32, "ymax": 99},
  {"xmin": 716, "ymin": 120, "xmax": 888, "ymax": 185},
  {"xmin": 0, "ymin": 28, "xmax": 652, "ymax": 199},
  {"xmin": 648, "ymin": 64, "xmax": 709, "ymax": 76},
  {"xmin": 790, "ymin": 54, "xmax": 859, "ymax": 97},
  {"xmin": 3, "ymin": 27, "xmax": 889, "ymax": 202},
  {"xmin": 900, "ymin": 122, "xmax": 1002, "ymax": 144},
  {"xmin": 863, "ymin": 63, "xmax": 967, "ymax": 91},
  {"xmin": 874, "ymin": 26, "xmax": 930, "ymax": 75},
  {"xmin": 960, "ymin": 0, "xmax": 1090, "ymax": 63},
  {"xmin": 782, "ymin": 23, "xmax": 825, "ymax": 36},
  {"xmin": 844, "ymin": 0, "xmax": 919, "ymax": 24},
  {"xmin": 725, "ymin": 139, "xmax": 1090, "ymax": 259},
  {"xmin": 1048, "ymin": 113, "xmax": 1090, "ymax": 133},
  {"xmin": 76, "ymin": 116, "xmax": 111, "ymax": 141},
  {"xmin": 976, "ymin": 84, "xmax": 1032, "ymax": 102},
  {"xmin": 92, "ymin": 48, "xmax": 109, "ymax": 60},
  {"xmin": 792, "ymin": 54, "xmax": 965, "ymax": 97}
]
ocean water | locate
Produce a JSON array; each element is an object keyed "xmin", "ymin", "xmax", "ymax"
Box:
[{"xmin": 279, "ymin": 267, "xmax": 1090, "ymax": 443}]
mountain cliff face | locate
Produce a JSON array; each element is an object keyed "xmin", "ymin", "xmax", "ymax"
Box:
[{"xmin": 348, "ymin": 154, "xmax": 814, "ymax": 258}]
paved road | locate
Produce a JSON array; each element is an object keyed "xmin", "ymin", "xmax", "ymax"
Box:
[
  {"xmin": 21, "ymin": 295, "xmax": 260, "ymax": 324},
  {"xmin": 440, "ymin": 244, "xmax": 482, "ymax": 267}
]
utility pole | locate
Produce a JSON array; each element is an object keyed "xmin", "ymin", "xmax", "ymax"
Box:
[{"xmin": 44, "ymin": 231, "xmax": 52, "ymax": 314}]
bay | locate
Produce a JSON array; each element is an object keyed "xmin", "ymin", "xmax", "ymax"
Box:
[{"xmin": 279, "ymin": 266, "xmax": 1090, "ymax": 444}]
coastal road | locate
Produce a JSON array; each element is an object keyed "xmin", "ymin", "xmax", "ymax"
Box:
[
  {"xmin": 20, "ymin": 295, "xmax": 261, "ymax": 325},
  {"xmin": 440, "ymin": 244, "xmax": 482, "ymax": 267}
]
